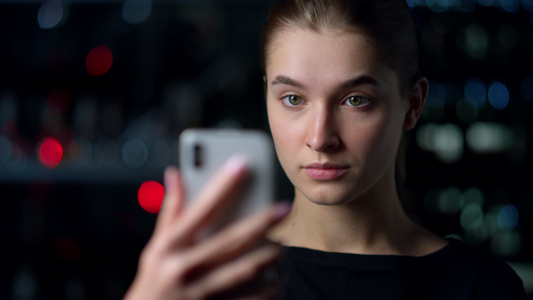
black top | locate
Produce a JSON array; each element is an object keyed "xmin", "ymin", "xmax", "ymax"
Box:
[{"xmin": 279, "ymin": 238, "xmax": 526, "ymax": 299}]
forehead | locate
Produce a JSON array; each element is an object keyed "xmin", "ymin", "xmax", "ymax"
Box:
[{"xmin": 266, "ymin": 28, "xmax": 397, "ymax": 88}]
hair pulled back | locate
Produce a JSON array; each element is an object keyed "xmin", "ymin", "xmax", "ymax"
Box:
[{"xmin": 261, "ymin": 0, "xmax": 421, "ymax": 94}]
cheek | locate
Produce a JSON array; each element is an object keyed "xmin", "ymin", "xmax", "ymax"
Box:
[
  {"xmin": 267, "ymin": 102, "xmax": 286, "ymax": 152},
  {"xmin": 343, "ymin": 112, "xmax": 402, "ymax": 161},
  {"xmin": 267, "ymin": 103, "xmax": 304, "ymax": 165},
  {"xmin": 269, "ymin": 114, "xmax": 293, "ymax": 153}
]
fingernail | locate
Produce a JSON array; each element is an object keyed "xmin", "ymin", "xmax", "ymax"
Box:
[
  {"xmin": 273, "ymin": 202, "xmax": 291, "ymax": 221},
  {"xmin": 224, "ymin": 154, "xmax": 247, "ymax": 175}
]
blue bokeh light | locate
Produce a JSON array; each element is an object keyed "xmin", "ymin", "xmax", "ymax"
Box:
[
  {"xmin": 488, "ymin": 81, "xmax": 510, "ymax": 110},
  {"xmin": 122, "ymin": 0, "xmax": 152, "ymax": 25},
  {"xmin": 464, "ymin": 78, "xmax": 487, "ymax": 109},
  {"xmin": 477, "ymin": 0, "xmax": 496, "ymax": 6},
  {"xmin": 499, "ymin": 0, "xmax": 520, "ymax": 12},
  {"xmin": 497, "ymin": 204, "xmax": 519, "ymax": 230},
  {"xmin": 406, "ymin": 0, "xmax": 422, "ymax": 8},
  {"xmin": 37, "ymin": 0, "xmax": 64, "ymax": 29}
]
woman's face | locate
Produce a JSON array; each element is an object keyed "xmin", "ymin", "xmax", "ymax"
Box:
[{"xmin": 266, "ymin": 28, "xmax": 413, "ymax": 206}]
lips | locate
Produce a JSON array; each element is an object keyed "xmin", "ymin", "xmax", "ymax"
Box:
[{"xmin": 303, "ymin": 163, "xmax": 348, "ymax": 181}]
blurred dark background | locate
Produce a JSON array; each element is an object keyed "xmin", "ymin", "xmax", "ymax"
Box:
[{"xmin": 0, "ymin": 0, "xmax": 532, "ymax": 299}]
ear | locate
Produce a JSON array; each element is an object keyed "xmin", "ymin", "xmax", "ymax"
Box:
[{"xmin": 403, "ymin": 76, "xmax": 428, "ymax": 131}]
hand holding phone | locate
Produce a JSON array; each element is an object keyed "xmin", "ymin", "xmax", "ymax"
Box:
[{"xmin": 125, "ymin": 160, "xmax": 289, "ymax": 300}]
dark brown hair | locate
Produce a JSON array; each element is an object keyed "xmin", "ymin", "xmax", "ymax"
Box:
[{"xmin": 260, "ymin": 0, "xmax": 421, "ymax": 94}]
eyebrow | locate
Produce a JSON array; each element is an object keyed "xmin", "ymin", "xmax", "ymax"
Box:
[
  {"xmin": 337, "ymin": 75, "xmax": 380, "ymax": 89},
  {"xmin": 271, "ymin": 75, "xmax": 380, "ymax": 90},
  {"xmin": 271, "ymin": 75, "xmax": 307, "ymax": 89}
]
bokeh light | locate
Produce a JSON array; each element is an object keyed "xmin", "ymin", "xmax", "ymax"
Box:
[
  {"xmin": 438, "ymin": 187, "xmax": 463, "ymax": 215},
  {"xmin": 464, "ymin": 78, "xmax": 487, "ymax": 109},
  {"xmin": 478, "ymin": 0, "xmax": 496, "ymax": 6},
  {"xmin": 466, "ymin": 122, "xmax": 512, "ymax": 153},
  {"xmin": 69, "ymin": 138, "xmax": 92, "ymax": 165},
  {"xmin": 461, "ymin": 202, "xmax": 484, "ymax": 231},
  {"xmin": 38, "ymin": 137, "xmax": 63, "ymax": 169},
  {"xmin": 487, "ymin": 81, "xmax": 510, "ymax": 110},
  {"xmin": 138, "ymin": 181, "xmax": 164, "ymax": 214},
  {"xmin": 11, "ymin": 266, "xmax": 38, "ymax": 300},
  {"xmin": 462, "ymin": 187, "xmax": 484, "ymax": 207},
  {"xmin": 122, "ymin": 0, "xmax": 152, "ymax": 25},
  {"xmin": 425, "ymin": 0, "xmax": 452, "ymax": 12},
  {"xmin": 86, "ymin": 45, "xmax": 113, "ymax": 76},
  {"xmin": 416, "ymin": 123, "xmax": 438, "ymax": 152},
  {"xmin": 37, "ymin": 0, "xmax": 64, "ymax": 29},
  {"xmin": 459, "ymin": 187, "xmax": 487, "ymax": 246},
  {"xmin": 406, "ymin": 0, "xmax": 422, "ymax": 8},
  {"xmin": 484, "ymin": 209, "xmax": 499, "ymax": 236},
  {"xmin": 497, "ymin": 204, "xmax": 519, "ymax": 230},
  {"xmin": 5, "ymin": 142, "xmax": 24, "ymax": 170},
  {"xmin": 416, "ymin": 123, "xmax": 464, "ymax": 163},
  {"xmin": 122, "ymin": 139, "xmax": 148, "ymax": 168},
  {"xmin": 464, "ymin": 23, "xmax": 489, "ymax": 60},
  {"xmin": 499, "ymin": 0, "xmax": 520, "ymax": 12}
]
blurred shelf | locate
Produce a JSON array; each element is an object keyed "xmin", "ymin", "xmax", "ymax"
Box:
[{"xmin": 0, "ymin": 160, "xmax": 165, "ymax": 184}]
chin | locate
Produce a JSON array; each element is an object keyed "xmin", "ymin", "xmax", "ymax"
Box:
[{"xmin": 296, "ymin": 186, "xmax": 358, "ymax": 206}]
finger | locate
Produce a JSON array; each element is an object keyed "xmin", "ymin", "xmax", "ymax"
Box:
[
  {"xmin": 186, "ymin": 243, "xmax": 281, "ymax": 299},
  {"xmin": 154, "ymin": 166, "xmax": 185, "ymax": 235},
  {"xmin": 185, "ymin": 202, "xmax": 291, "ymax": 272},
  {"xmin": 171, "ymin": 155, "xmax": 248, "ymax": 246}
]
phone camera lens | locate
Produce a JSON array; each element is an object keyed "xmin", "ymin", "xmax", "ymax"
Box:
[{"xmin": 194, "ymin": 144, "xmax": 203, "ymax": 168}]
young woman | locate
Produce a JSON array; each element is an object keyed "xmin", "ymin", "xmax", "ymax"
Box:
[{"xmin": 126, "ymin": 0, "xmax": 526, "ymax": 299}]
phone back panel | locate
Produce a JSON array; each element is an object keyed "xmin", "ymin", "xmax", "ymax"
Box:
[{"xmin": 179, "ymin": 129, "xmax": 274, "ymax": 231}]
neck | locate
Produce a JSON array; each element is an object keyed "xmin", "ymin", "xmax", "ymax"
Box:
[{"xmin": 269, "ymin": 175, "xmax": 431, "ymax": 255}]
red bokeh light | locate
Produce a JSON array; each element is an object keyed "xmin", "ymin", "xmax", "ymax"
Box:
[
  {"xmin": 138, "ymin": 181, "xmax": 165, "ymax": 214},
  {"xmin": 86, "ymin": 45, "xmax": 113, "ymax": 76},
  {"xmin": 38, "ymin": 137, "xmax": 63, "ymax": 169}
]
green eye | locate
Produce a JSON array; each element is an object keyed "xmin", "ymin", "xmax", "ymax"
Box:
[
  {"xmin": 285, "ymin": 95, "xmax": 303, "ymax": 106},
  {"xmin": 346, "ymin": 96, "xmax": 367, "ymax": 107}
]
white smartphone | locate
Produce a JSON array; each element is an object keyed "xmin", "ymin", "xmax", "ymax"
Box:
[{"xmin": 179, "ymin": 128, "xmax": 275, "ymax": 234}]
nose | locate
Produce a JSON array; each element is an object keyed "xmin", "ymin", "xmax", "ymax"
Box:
[{"xmin": 305, "ymin": 105, "xmax": 340, "ymax": 152}]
